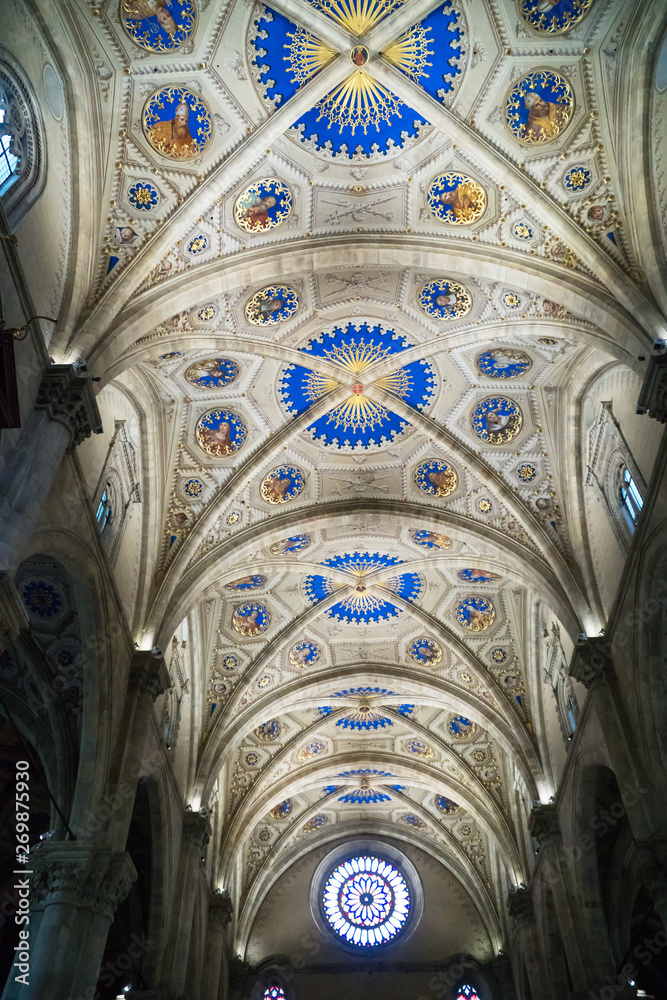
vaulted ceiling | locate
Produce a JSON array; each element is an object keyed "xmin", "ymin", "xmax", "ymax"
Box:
[{"xmin": 45, "ymin": 0, "xmax": 665, "ymax": 954}]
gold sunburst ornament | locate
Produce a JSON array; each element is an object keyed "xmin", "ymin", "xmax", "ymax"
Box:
[
  {"xmin": 316, "ymin": 69, "xmax": 403, "ymax": 135},
  {"xmin": 384, "ymin": 23, "xmax": 433, "ymax": 82},
  {"xmin": 309, "ymin": 0, "xmax": 404, "ymax": 35},
  {"xmin": 284, "ymin": 29, "xmax": 337, "ymax": 87}
]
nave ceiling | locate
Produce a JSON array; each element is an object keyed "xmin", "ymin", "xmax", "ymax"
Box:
[{"xmin": 18, "ymin": 0, "xmax": 665, "ymax": 958}]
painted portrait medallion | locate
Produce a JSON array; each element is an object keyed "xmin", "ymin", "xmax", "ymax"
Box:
[
  {"xmin": 447, "ymin": 714, "xmax": 477, "ymax": 740},
  {"xmin": 410, "ymin": 529, "xmax": 452, "ymax": 551},
  {"xmin": 298, "ymin": 740, "xmax": 326, "ymax": 761},
  {"xmin": 195, "ymin": 408, "xmax": 247, "ymax": 457},
  {"xmin": 121, "ymin": 0, "xmax": 197, "ymax": 51},
  {"xmin": 270, "ymin": 533, "xmax": 311, "ymax": 555},
  {"xmin": 270, "ymin": 799, "xmax": 292, "ymax": 819},
  {"xmin": 185, "ymin": 357, "xmax": 240, "ymax": 388},
  {"xmin": 232, "ymin": 602, "xmax": 271, "ymax": 636},
  {"xmin": 476, "ymin": 349, "xmax": 532, "ymax": 379},
  {"xmin": 260, "ymin": 466, "xmax": 305, "ymax": 505},
  {"xmin": 404, "ymin": 738, "xmax": 434, "ymax": 759},
  {"xmin": 234, "ymin": 178, "xmax": 293, "ymax": 234},
  {"xmin": 224, "ymin": 575, "xmax": 266, "ymax": 591},
  {"xmin": 505, "ymin": 70, "xmax": 574, "ymax": 145},
  {"xmin": 143, "ymin": 86, "xmax": 213, "ymax": 161},
  {"xmin": 455, "ymin": 595, "xmax": 496, "ymax": 632},
  {"xmin": 303, "ymin": 814, "xmax": 328, "ymax": 833},
  {"xmin": 255, "ymin": 719, "xmax": 281, "ymax": 741},
  {"xmin": 427, "ymin": 172, "xmax": 486, "ymax": 225},
  {"xmin": 414, "ymin": 459, "xmax": 458, "ymax": 498},
  {"xmin": 518, "ymin": 0, "xmax": 593, "ymax": 35},
  {"xmin": 289, "ymin": 640, "xmax": 321, "ymax": 669},
  {"xmin": 418, "ymin": 278, "xmax": 472, "ymax": 320},
  {"xmin": 471, "ymin": 396, "xmax": 523, "ymax": 446},
  {"xmin": 408, "ymin": 637, "xmax": 443, "ymax": 667},
  {"xmin": 458, "ymin": 568, "xmax": 501, "ymax": 584},
  {"xmin": 245, "ymin": 285, "xmax": 299, "ymax": 326},
  {"xmin": 435, "ymin": 795, "xmax": 461, "ymax": 814},
  {"xmin": 114, "ymin": 226, "xmax": 139, "ymax": 246}
]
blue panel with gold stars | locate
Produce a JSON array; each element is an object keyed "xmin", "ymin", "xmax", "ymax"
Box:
[
  {"xmin": 458, "ymin": 568, "xmax": 500, "ymax": 584},
  {"xmin": 338, "ymin": 786, "xmax": 392, "ymax": 804},
  {"xmin": 410, "ymin": 528, "xmax": 452, "ymax": 550},
  {"xmin": 143, "ymin": 86, "xmax": 213, "ymax": 161},
  {"xmin": 304, "ymin": 552, "xmax": 421, "ymax": 624},
  {"xmin": 270, "ymin": 533, "xmax": 311, "ymax": 554},
  {"xmin": 505, "ymin": 70, "xmax": 574, "ymax": 145},
  {"xmin": 289, "ymin": 640, "xmax": 321, "ymax": 668},
  {"xmin": 121, "ymin": 0, "xmax": 197, "ymax": 52},
  {"xmin": 418, "ymin": 278, "xmax": 472, "ymax": 320},
  {"xmin": 518, "ymin": 0, "xmax": 593, "ymax": 35},
  {"xmin": 20, "ymin": 579, "xmax": 64, "ymax": 619},
  {"xmin": 196, "ymin": 409, "xmax": 247, "ymax": 457},
  {"xmin": 279, "ymin": 323, "xmax": 436, "ymax": 450},
  {"xmin": 476, "ymin": 349, "xmax": 532, "ymax": 379},
  {"xmin": 245, "ymin": 285, "xmax": 299, "ymax": 326},
  {"xmin": 224, "ymin": 575, "xmax": 266, "ymax": 591},
  {"xmin": 185, "ymin": 358, "xmax": 240, "ymax": 388},
  {"xmin": 471, "ymin": 396, "xmax": 523, "ymax": 445},
  {"xmin": 232, "ymin": 602, "xmax": 271, "ymax": 636},
  {"xmin": 455, "ymin": 595, "xmax": 496, "ymax": 631},
  {"xmin": 408, "ymin": 637, "xmax": 443, "ymax": 666}
]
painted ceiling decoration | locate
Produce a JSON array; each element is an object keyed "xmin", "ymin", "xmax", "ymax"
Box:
[{"xmin": 304, "ymin": 552, "xmax": 422, "ymax": 623}]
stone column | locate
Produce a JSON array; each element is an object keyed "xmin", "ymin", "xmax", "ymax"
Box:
[
  {"xmin": 201, "ymin": 890, "xmax": 233, "ymax": 1000},
  {"xmin": 86, "ymin": 648, "xmax": 170, "ymax": 848},
  {"xmin": 631, "ymin": 841, "xmax": 667, "ymax": 931},
  {"xmin": 0, "ymin": 840, "xmax": 135, "ymax": 1000},
  {"xmin": 160, "ymin": 811, "xmax": 212, "ymax": 996},
  {"xmin": 507, "ymin": 889, "xmax": 550, "ymax": 1000},
  {"xmin": 228, "ymin": 958, "xmax": 251, "ymax": 1000},
  {"xmin": 0, "ymin": 364, "xmax": 102, "ymax": 571},
  {"xmin": 490, "ymin": 953, "xmax": 518, "ymax": 1000}
]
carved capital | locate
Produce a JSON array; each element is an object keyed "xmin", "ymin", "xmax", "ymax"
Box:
[
  {"xmin": 507, "ymin": 887, "xmax": 534, "ymax": 929},
  {"xmin": 0, "ymin": 572, "xmax": 29, "ymax": 647},
  {"xmin": 35, "ymin": 364, "xmax": 102, "ymax": 449},
  {"xmin": 182, "ymin": 811, "xmax": 211, "ymax": 855},
  {"xmin": 209, "ymin": 888, "xmax": 233, "ymax": 931},
  {"xmin": 637, "ymin": 340, "xmax": 667, "ymax": 423},
  {"xmin": 130, "ymin": 648, "xmax": 170, "ymax": 702},
  {"xmin": 529, "ymin": 803, "xmax": 561, "ymax": 849},
  {"xmin": 28, "ymin": 841, "xmax": 136, "ymax": 919},
  {"xmin": 568, "ymin": 636, "xmax": 613, "ymax": 690}
]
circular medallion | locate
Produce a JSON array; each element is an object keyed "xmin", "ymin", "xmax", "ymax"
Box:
[
  {"xmin": 259, "ymin": 829, "xmax": 271, "ymax": 842},
  {"xmin": 350, "ymin": 44, "xmax": 369, "ymax": 66},
  {"xmin": 270, "ymin": 799, "xmax": 292, "ymax": 819},
  {"xmin": 260, "ymin": 466, "xmax": 305, "ymax": 504},
  {"xmin": 403, "ymin": 738, "xmax": 434, "ymax": 759},
  {"xmin": 20, "ymin": 580, "xmax": 64, "ymax": 619},
  {"xmin": 564, "ymin": 164, "xmax": 592, "ymax": 191},
  {"xmin": 195, "ymin": 408, "xmax": 247, "ymax": 457},
  {"xmin": 435, "ymin": 795, "xmax": 461, "ymax": 815},
  {"xmin": 403, "ymin": 814, "xmax": 426, "ymax": 829},
  {"xmin": 197, "ymin": 304, "xmax": 217, "ymax": 322},
  {"xmin": 234, "ymin": 178, "xmax": 293, "ymax": 234},
  {"xmin": 232, "ymin": 602, "xmax": 271, "ymax": 636},
  {"xmin": 502, "ymin": 292, "xmax": 522, "ymax": 309},
  {"xmin": 143, "ymin": 86, "xmax": 213, "ymax": 161},
  {"xmin": 183, "ymin": 477, "xmax": 204, "ymax": 498},
  {"xmin": 408, "ymin": 637, "xmax": 443, "ymax": 667},
  {"xmin": 289, "ymin": 640, "xmax": 321, "ymax": 668},
  {"xmin": 224, "ymin": 575, "xmax": 266, "ymax": 591},
  {"xmin": 321, "ymin": 855, "xmax": 411, "ymax": 948},
  {"xmin": 418, "ymin": 279, "xmax": 472, "ymax": 320},
  {"xmin": 410, "ymin": 528, "xmax": 452, "ymax": 550},
  {"xmin": 255, "ymin": 719, "xmax": 281, "ymax": 741},
  {"xmin": 128, "ymin": 180, "xmax": 159, "ymax": 211},
  {"xmin": 121, "ymin": 0, "xmax": 197, "ymax": 51},
  {"xmin": 447, "ymin": 714, "xmax": 477, "ymax": 739},
  {"xmin": 226, "ymin": 511, "xmax": 242, "ymax": 525},
  {"xmin": 490, "ymin": 647, "xmax": 508, "ymax": 664},
  {"xmin": 471, "ymin": 396, "xmax": 523, "ymax": 446},
  {"xmin": 456, "ymin": 595, "xmax": 496, "ymax": 631},
  {"xmin": 222, "ymin": 654, "xmax": 238, "ymax": 671},
  {"xmin": 187, "ymin": 234, "xmax": 208, "ymax": 255},
  {"xmin": 414, "ymin": 459, "xmax": 458, "ymax": 498},
  {"xmin": 516, "ymin": 463, "xmax": 537, "ymax": 483},
  {"xmin": 458, "ymin": 568, "xmax": 501, "ymax": 583},
  {"xmin": 512, "ymin": 221, "xmax": 534, "ymax": 240},
  {"xmin": 257, "ymin": 674, "xmax": 272, "ymax": 688},
  {"xmin": 245, "ymin": 751, "xmax": 259, "ymax": 766},
  {"xmin": 500, "ymin": 671, "xmax": 520, "ymax": 690},
  {"xmin": 518, "ymin": 0, "xmax": 593, "ymax": 35},
  {"xmin": 245, "ymin": 285, "xmax": 300, "ymax": 325},
  {"xmin": 477, "ymin": 497, "xmax": 494, "ymax": 513},
  {"xmin": 476, "ymin": 349, "xmax": 532, "ymax": 379},
  {"xmin": 186, "ymin": 357, "xmax": 240, "ymax": 389},
  {"xmin": 505, "ymin": 69, "xmax": 574, "ymax": 145},
  {"xmin": 270, "ymin": 533, "xmax": 311, "ymax": 554},
  {"xmin": 427, "ymin": 173, "xmax": 486, "ymax": 225},
  {"xmin": 304, "ymin": 814, "xmax": 328, "ymax": 833},
  {"xmin": 298, "ymin": 740, "xmax": 326, "ymax": 761}
]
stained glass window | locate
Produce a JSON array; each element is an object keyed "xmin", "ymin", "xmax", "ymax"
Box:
[
  {"xmin": 322, "ymin": 854, "xmax": 411, "ymax": 948},
  {"xmin": 96, "ymin": 487, "xmax": 112, "ymax": 531},
  {"xmin": 456, "ymin": 987, "xmax": 480, "ymax": 1000},
  {"xmin": 617, "ymin": 465, "xmax": 643, "ymax": 530},
  {"xmin": 263, "ymin": 987, "xmax": 286, "ymax": 1000}
]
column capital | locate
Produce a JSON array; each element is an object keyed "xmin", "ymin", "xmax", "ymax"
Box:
[
  {"xmin": 35, "ymin": 364, "xmax": 102, "ymax": 449},
  {"xmin": 129, "ymin": 647, "xmax": 171, "ymax": 702},
  {"xmin": 209, "ymin": 888, "xmax": 234, "ymax": 931},
  {"xmin": 28, "ymin": 840, "xmax": 136, "ymax": 920},
  {"xmin": 636, "ymin": 339, "xmax": 667, "ymax": 423},
  {"xmin": 568, "ymin": 636, "xmax": 613, "ymax": 690},
  {"xmin": 490, "ymin": 953, "xmax": 517, "ymax": 997},
  {"xmin": 182, "ymin": 810, "xmax": 212, "ymax": 855},
  {"xmin": 0, "ymin": 572, "xmax": 29, "ymax": 647},
  {"xmin": 631, "ymin": 842, "xmax": 667, "ymax": 906},
  {"xmin": 529, "ymin": 803, "xmax": 561, "ymax": 849},
  {"xmin": 507, "ymin": 887, "xmax": 534, "ymax": 929}
]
